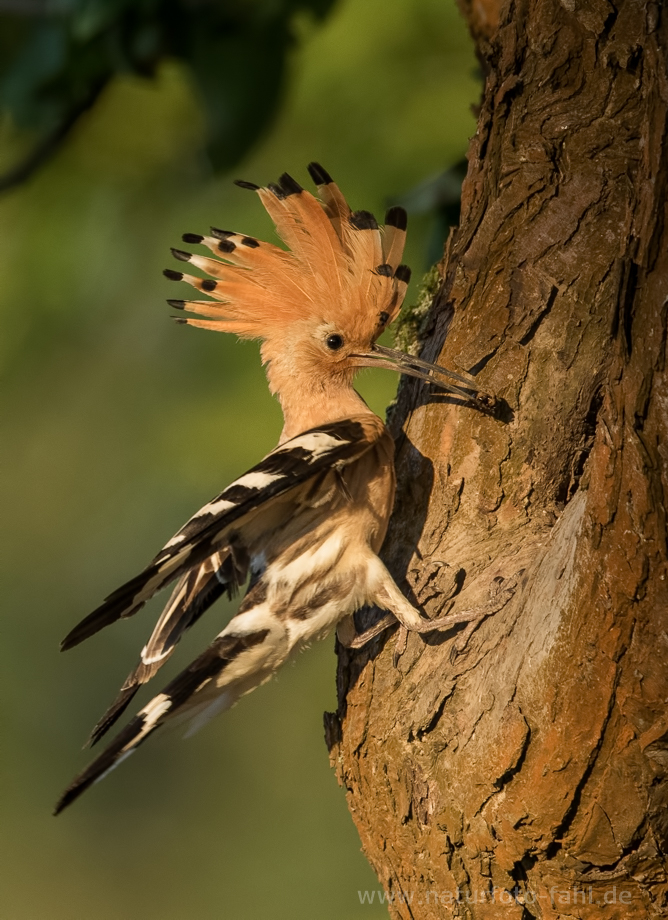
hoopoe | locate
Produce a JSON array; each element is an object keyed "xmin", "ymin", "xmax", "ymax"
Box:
[{"xmin": 55, "ymin": 164, "xmax": 492, "ymax": 814}]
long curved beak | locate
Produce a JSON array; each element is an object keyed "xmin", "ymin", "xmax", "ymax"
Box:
[{"xmin": 351, "ymin": 344, "xmax": 495, "ymax": 411}]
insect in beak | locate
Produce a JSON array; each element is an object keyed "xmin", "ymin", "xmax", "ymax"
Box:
[{"xmin": 350, "ymin": 343, "xmax": 496, "ymax": 412}]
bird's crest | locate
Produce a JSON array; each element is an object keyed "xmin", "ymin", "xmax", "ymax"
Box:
[{"xmin": 165, "ymin": 163, "xmax": 410, "ymax": 348}]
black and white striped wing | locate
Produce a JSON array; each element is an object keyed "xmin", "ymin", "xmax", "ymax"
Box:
[
  {"xmin": 61, "ymin": 418, "xmax": 381, "ymax": 651},
  {"xmin": 87, "ymin": 549, "xmax": 239, "ymax": 746},
  {"xmin": 55, "ymin": 416, "xmax": 388, "ymax": 813}
]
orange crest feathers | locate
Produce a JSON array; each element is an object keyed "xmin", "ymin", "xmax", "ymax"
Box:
[{"xmin": 165, "ymin": 164, "xmax": 410, "ymax": 345}]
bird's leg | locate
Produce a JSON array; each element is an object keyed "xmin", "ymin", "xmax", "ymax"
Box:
[
  {"xmin": 370, "ymin": 564, "xmax": 471, "ymax": 633},
  {"xmin": 390, "ymin": 573, "xmax": 523, "ymax": 664},
  {"xmin": 370, "ymin": 558, "xmax": 521, "ymax": 636},
  {"xmin": 336, "ymin": 612, "xmax": 397, "ymax": 649}
]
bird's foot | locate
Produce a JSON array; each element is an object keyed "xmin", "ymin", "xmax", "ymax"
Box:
[{"xmin": 393, "ymin": 571, "xmax": 523, "ymax": 664}]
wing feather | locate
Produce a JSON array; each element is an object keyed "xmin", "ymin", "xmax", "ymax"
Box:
[
  {"xmin": 88, "ymin": 550, "xmax": 241, "ymax": 746},
  {"xmin": 60, "ymin": 417, "xmax": 383, "ymax": 651}
]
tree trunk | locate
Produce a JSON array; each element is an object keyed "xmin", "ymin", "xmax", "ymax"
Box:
[{"xmin": 325, "ymin": 1, "xmax": 668, "ymax": 916}]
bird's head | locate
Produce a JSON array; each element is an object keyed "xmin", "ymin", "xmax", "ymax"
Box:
[{"xmin": 165, "ymin": 165, "xmax": 492, "ymax": 415}]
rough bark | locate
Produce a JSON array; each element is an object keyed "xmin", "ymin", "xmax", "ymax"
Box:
[{"xmin": 325, "ymin": 1, "xmax": 668, "ymax": 917}]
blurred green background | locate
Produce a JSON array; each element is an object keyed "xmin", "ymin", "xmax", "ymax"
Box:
[{"xmin": 1, "ymin": 1, "xmax": 477, "ymax": 917}]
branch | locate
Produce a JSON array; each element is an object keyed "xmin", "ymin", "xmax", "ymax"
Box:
[{"xmin": 0, "ymin": 78, "xmax": 107, "ymax": 195}]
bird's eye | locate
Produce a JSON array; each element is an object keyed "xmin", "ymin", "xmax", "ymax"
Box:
[{"xmin": 325, "ymin": 333, "xmax": 344, "ymax": 351}]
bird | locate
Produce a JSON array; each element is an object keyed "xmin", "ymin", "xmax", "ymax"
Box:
[{"xmin": 54, "ymin": 163, "xmax": 493, "ymax": 814}]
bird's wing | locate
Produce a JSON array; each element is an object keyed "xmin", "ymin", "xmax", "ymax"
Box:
[
  {"xmin": 61, "ymin": 416, "xmax": 384, "ymax": 652},
  {"xmin": 87, "ymin": 549, "xmax": 239, "ymax": 746}
]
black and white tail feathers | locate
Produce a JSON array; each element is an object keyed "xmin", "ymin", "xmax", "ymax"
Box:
[
  {"xmin": 56, "ymin": 417, "xmax": 385, "ymax": 811},
  {"xmin": 87, "ymin": 549, "xmax": 240, "ymax": 746},
  {"xmin": 55, "ymin": 628, "xmax": 270, "ymax": 814}
]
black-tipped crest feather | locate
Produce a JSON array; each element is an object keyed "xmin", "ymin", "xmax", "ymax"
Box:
[
  {"xmin": 278, "ymin": 173, "xmax": 303, "ymax": 196},
  {"xmin": 385, "ymin": 206, "xmax": 407, "ymax": 230},
  {"xmin": 350, "ymin": 210, "xmax": 378, "ymax": 230},
  {"xmin": 307, "ymin": 162, "xmax": 333, "ymax": 185}
]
